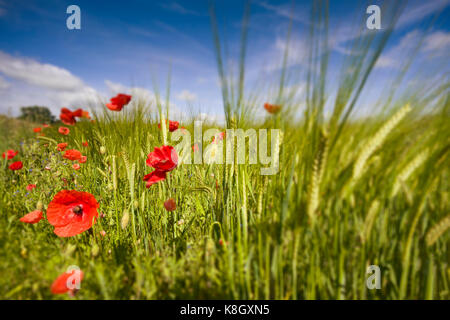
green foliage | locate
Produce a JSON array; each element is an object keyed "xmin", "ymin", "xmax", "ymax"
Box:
[
  {"xmin": 0, "ymin": 0, "xmax": 449, "ymax": 300},
  {"xmin": 0, "ymin": 101, "xmax": 448, "ymax": 299},
  {"xmin": 18, "ymin": 106, "xmax": 55, "ymax": 124}
]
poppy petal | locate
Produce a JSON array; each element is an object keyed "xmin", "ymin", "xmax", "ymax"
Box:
[
  {"xmin": 143, "ymin": 170, "xmax": 166, "ymax": 187},
  {"xmin": 20, "ymin": 210, "xmax": 43, "ymax": 224}
]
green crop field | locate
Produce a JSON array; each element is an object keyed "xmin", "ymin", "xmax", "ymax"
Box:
[{"xmin": 0, "ymin": 1, "xmax": 449, "ymax": 300}]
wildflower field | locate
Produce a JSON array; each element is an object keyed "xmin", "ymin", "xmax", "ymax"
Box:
[{"xmin": 0, "ymin": 2, "xmax": 449, "ymax": 300}]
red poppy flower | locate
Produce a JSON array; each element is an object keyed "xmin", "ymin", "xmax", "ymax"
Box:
[
  {"xmin": 47, "ymin": 190, "xmax": 99, "ymax": 237},
  {"xmin": 71, "ymin": 109, "xmax": 83, "ymax": 117},
  {"xmin": 169, "ymin": 121, "xmax": 179, "ymax": 132},
  {"xmin": 143, "ymin": 170, "xmax": 167, "ymax": 188},
  {"xmin": 82, "ymin": 141, "xmax": 88, "ymax": 147},
  {"xmin": 146, "ymin": 146, "xmax": 178, "ymax": 171},
  {"xmin": 20, "ymin": 210, "xmax": 43, "ymax": 224},
  {"xmin": 2, "ymin": 149, "xmax": 18, "ymax": 160},
  {"xmin": 192, "ymin": 143, "xmax": 199, "ymax": 152},
  {"xmin": 51, "ymin": 269, "xmax": 84, "ymax": 295},
  {"xmin": 143, "ymin": 146, "xmax": 178, "ymax": 188},
  {"xmin": 106, "ymin": 93, "xmax": 132, "ymax": 111},
  {"xmin": 58, "ymin": 126, "xmax": 70, "ymax": 135},
  {"xmin": 57, "ymin": 143, "xmax": 68, "ymax": 151},
  {"xmin": 164, "ymin": 198, "xmax": 176, "ymax": 211},
  {"xmin": 43, "ymin": 124, "xmax": 50, "ymax": 128},
  {"xmin": 264, "ymin": 103, "xmax": 281, "ymax": 114},
  {"xmin": 72, "ymin": 163, "xmax": 80, "ymax": 170},
  {"xmin": 59, "ymin": 108, "xmax": 89, "ymax": 125},
  {"xmin": 9, "ymin": 161, "xmax": 23, "ymax": 171},
  {"xmin": 81, "ymin": 110, "xmax": 90, "ymax": 119},
  {"xmin": 60, "ymin": 108, "xmax": 77, "ymax": 125},
  {"xmin": 158, "ymin": 120, "xmax": 180, "ymax": 132},
  {"xmin": 100, "ymin": 230, "xmax": 106, "ymax": 237},
  {"xmin": 33, "ymin": 127, "xmax": 42, "ymax": 133},
  {"xmin": 63, "ymin": 149, "xmax": 82, "ymax": 161},
  {"xmin": 79, "ymin": 155, "xmax": 87, "ymax": 163},
  {"xmin": 26, "ymin": 184, "xmax": 36, "ymax": 191}
]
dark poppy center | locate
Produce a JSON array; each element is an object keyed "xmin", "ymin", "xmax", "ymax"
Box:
[{"xmin": 72, "ymin": 205, "xmax": 83, "ymax": 215}]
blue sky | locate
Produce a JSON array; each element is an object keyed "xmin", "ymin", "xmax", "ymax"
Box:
[{"xmin": 0, "ymin": 0, "xmax": 449, "ymax": 121}]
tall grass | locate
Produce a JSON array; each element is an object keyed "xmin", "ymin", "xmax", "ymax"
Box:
[{"xmin": 0, "ymin": 0, "xmax": 449, "ymax": 299}]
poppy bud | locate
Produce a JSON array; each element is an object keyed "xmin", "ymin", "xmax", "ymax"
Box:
[
  {"xmin": 121, "ymin": 210, "xmax": 130, "ymax": 229},
  {"xmin": 91, "ymin": 243, "xmax": 99, "ymax": 257},
  {"xmin": 164, "ymin": 198, "xmax": 176, "ymax": 212},
  {"xmin": 36, "ymin": 200, "xmax": 43, "ymax": 211},
  {"xmin": 65, "ymin": 244, "xmax": 76, "ymax": 256},
  {"xmin": 100, "ymin": 146, "xmax": 106, "ymax": 154}
]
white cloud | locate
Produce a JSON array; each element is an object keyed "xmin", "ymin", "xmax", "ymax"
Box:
[
  {"xmin": 176, "ymin": 89, "xmax": 197, "ymax": 102},
  {"xmin": 422, "ymin": 31, "xmax": 450, "ymax": 53},
  {"xmin": 105, "ymin": 80, "xmax": 130, "ymax": 94},
  {"xmin": 256, "ymin": 36, "xmax": 307, "ymax": 74},
  {"xmin": 105, "ymin": 80, "xmax": 192, "ymax": 120},
  {"xmin": 0, "ymin": 75, "xmax": 10, "ymax": 89},
  {"xmin": 376, "ymin": 30, "xmax": 450, "ymax": 69},
  {"xmin": 0, "ymin": 51, "xmax": 85, "ymax": 91},
  {"xmin": 326, "ymin": 0, "xmax": 450, "ymax": 56},
  {"xmin": 0, "ymin": 51, "xmax": 220, "ymax": 122},
  {"xmin": 160, "ymin": 2, "xmax": 201, "ymax": 16},
  {"xmin": 275, "ymin": 37, "xmax": 307, "ymax": 61},
  {"xmin": 195, "ymin": 112, "xmax": 225, "ymax": 125},
  {"xmin": 105, "ymin": 80, "xmax": 156, "ymax": 102},
  {"xmin": 375, "ymin": 56, "xmax": 395, "ymax": 68},
  {"xmin": 0, "ymin": 51, "xmax": 100, "ymax": 116},
  {"xmin": 48, "ymin": 87, "xmax": 100, "ymax": 108},
  {"xmin": 398, "ymin": 0, "xmax": 450, "ymax": 28},
  {"xmin": 257, "ymin": 1, "xmax": 309, "ymax": 24}
]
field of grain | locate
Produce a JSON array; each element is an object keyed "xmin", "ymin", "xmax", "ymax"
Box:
[{"xmin": 0, "ymin": 1, "xmax": 449, "ymax": 300}]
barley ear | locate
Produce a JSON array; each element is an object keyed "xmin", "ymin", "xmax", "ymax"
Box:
[
  {"xmin": 307, "ymin": 129, "xmax": 328, "ymax": 221},
  {"xmin": 360, "ymin": 200, "xmax": 380, "ymax": 244},
  {"xmin": 353, "ymin": 104, "xmax": 411, "ymax": 182},
  {"xmin": 426, "ymin": 214, "xmax": 450, "ymax": 246},
  {"xmin": 392, "ymin": 149, "xmax": 429, "ymax": 197}
]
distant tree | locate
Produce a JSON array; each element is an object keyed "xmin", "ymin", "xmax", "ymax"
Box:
[{"xmin": 18, "ymin": 106, "xmax": 55, "ymax": 124}]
